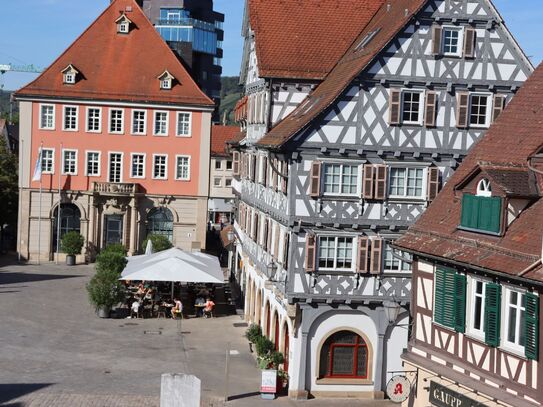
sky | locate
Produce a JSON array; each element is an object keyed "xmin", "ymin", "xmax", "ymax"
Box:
[{"xmin": 0, "ymin": 0, "xmax": 542, "ymax": 91}]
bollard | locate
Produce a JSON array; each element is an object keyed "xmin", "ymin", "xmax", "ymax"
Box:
[{"xmin": 160, "ymin": 373, "xmax": 201, "ymax": 407}]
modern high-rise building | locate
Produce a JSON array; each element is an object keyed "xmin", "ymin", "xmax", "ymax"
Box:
[{"xmin": 137, "ymin": 0, "xmax": 224, "ymax": 108}]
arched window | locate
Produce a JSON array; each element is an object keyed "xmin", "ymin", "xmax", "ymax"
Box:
[
  {"xmin": 319, "ymin": 330, "xmax": 369, "ymax": 379},
  {"xmin": 52, "ymin": 204, "xmax": 81, "ymax": 252},
  {"xmin": 147, "ymin": 207, "xmax": 174, "ymax": 241},
  {"xmin": 283, "ymin": 322, "xmax": 290, "ymax": 372},
  {"xmin": 274, "ymin": 312, "xmax": 280, "ymax": 350},
  {"xmin": 476, "ymin": 178, "xmax": 492, "ymax": 197}
]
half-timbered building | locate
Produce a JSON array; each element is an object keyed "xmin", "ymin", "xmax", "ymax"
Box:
[
  {"xmin": 395, "ymin": 62, "xmax": 543, "ymax": 407},
  {"xmin": 230, "ymin": 0, "xmax": 533, "ymax": 399}
]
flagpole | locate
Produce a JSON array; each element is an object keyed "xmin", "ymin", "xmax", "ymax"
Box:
[
  {"xmin": 37, "ymin": 142, "xmax": 43, "ymax": 265},
  {"xmin": 55, "ymin": 142, "xmax": 63, "ymax": 264}
]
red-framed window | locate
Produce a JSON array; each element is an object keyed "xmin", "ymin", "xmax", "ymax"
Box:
[{"xmin": 319, "ymin": 331, "xmax": 368, "ymax": 379}]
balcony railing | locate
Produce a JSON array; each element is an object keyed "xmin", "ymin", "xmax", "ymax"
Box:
[
  {"xmin": 156, "ymin": 18, "xmax": 216, "ymax": 32},
  {"xmin": 93, "ymin": 182, "xmax": 138, "ymax": 195}
]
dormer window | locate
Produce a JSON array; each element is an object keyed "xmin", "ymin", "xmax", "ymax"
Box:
[
  {"xmin": 61, "ymin": 64, "xmax": 79, "ymax": 85},
  {"xmin": 460, "ymin": 177, "xmax": 502, "ymax": 235},
  {"xmin": 476, "ymin": 178, "xmax": 492, "ymax": 197},
  {"xmin": 115, "ymin": 13, "xmax": 132, "ymax": 34},
  {"xmin": 158, "ymin": 70, "xmax": 175, "ymax": 90}
]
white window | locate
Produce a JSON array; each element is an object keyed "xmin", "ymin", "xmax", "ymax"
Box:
[
  {"xmin": 153, "ymin": 155, "xmax": 168, "ymax": 179},
  {"xmin": 132, "ymin": 110, "xmax": 147, "ymax": 135},
  {"xmin": 318, "ymin": 236, "xmax": 354, "ymax": 270},
  {"xmin": 161, "ymin": 79, "xmax": 172, "ymax": 89},
  {"xmin": 503, "ymin": 288, "xmax": 526, "ymax": 353},
  {"xmin": 215, "ymin": 160, "xmax": 222, "ymax": 170},
  {"xmin": 62, "ymin": 150, "xmax": 78, "ymax": 175},
  {"xmin": 467, "ymin": 278, "xmax": 487, "ymax": 339},
  {"xmin": 176, "ymin": 155, "xmax": 190, "ymax": 180},
  {"xmin": 469, "ymin": 94, "xmax": 491, "ymax": 128},
  {"xmin": 86, "ymin": 108, "xmax": 102, "ymax": 132},
  {"xmin": 226, "ymin": 160, "xmax": 233, "ymax": 170},
  {"xmin": 214, "ymin": 177, "xmax": 222, "ymax": 187},
  {"xmin": 41, "ymin": 148, "xmax": 54, "ymax": 174},
  {"xmin": 108, "ymin": 152, "xmax": 123, "ymax": 183},
  {"xmin": 476, "ymin": 178, "xmax": 492, "ymax": 197},
  {"xmin": 40, "ymin": 104, "xmax": 55, "ymax": 130},
  {"xmin": 63, "ymin": 106, "xmax": 78, "ymax": 131},
  {"xmin": 64, "ymin": 73, "xmax": 76, "ymax": 84},
  {"xmin": 109, "ymin": 109, "xmax": 124, "ymax": 134},
  {"xmin": 118, "ymin": 21, "xmax": 129, "ymax": 33},
  {"xmin": 383, "ymin": 242, "xmax": 411, "ymax": 272},
  {"xmin": 442, "ymin": 26, "xmax": 463, "ymax": 57},
  {"xmin": 401, "ymin": 91, "xmax": 424, "ymax": 125},
  {"xmin": 86, "ymin": 151, "xmax": 100, "ymax": 176},
  {"xmin": 154, "ymin": 111, "xmax": 169, "ymax": 136},
  {"xmin": 323, "ymin": 164, "xmax": 359, "ymax": 195},
  {"xmin": 389, "ymin": 167, "xmax": 426, "ymax": 199},
  {"xmin": 131, "ymin": 153, "xmax": 146, "ymax": 178},
  {"xmin": 176, "ymin": 112, "xmax": 191, "ymax": 136},
  {"xmin": 225, "ymin": 178, "xmax": 232, "ymax": 187}
]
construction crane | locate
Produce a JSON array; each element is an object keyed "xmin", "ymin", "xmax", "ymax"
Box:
[{"xmin": 0, "ymin": 63, "xmax": 43, "ymax": 89}]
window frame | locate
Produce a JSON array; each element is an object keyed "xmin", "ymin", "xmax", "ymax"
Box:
[
  {"xmin": 152, "ymin": 154, "xmax": 168, "ymax": 180},
  {"xmin": 85, "ymin": 150, "xmax": 101, "ymax": 177},
  {"xmin": 319, "ymin": 331, "xmax": 369, "ymax": 379},
  {"xmin": 214, "ymin": 177, "xmax": 222, "ymax": 187},
  {"xmin": 63, "ymin": 72, "xmax": 76, "ymax": 84},
  {"xmin": 86, "ymin": 107, "xmax": 102, "ymax": 133},
  {"xmin": 388, "ymin": 165, "xmax": 427, "ymax": 200},
  {"xmin": 322, "ymin": 163, "xmax": 360, "ymax": 197},
  {"xmin": 226, "ymin": 160, "xmax": 233, "ymax": 171},
  {"xmin": 62, "ymin": 105, "xmax": 79, "ymax": 132},
  {"xmin": 175, "ymin": 155, "xmax": 191, "ymax": 181},
  {"xmin": 215, "ymin": 160, "xmax": 222, "ymax": 170},
  {"xmin": 131, "ymin": 110, "xmax": 147, "ymax": 135},
  {"xmin": 502, "ymin": 286, "xmax": 527, "ymax": 355},
  {"xmin": 401, "ymin": 89, "xmax": 425, "ymax": 125},
  {"xmin": 441, "ymin": 25, "xmax": 464, "ymax": 57},
  {"xmin": 61, "ymin": 149, "xmax": 78, "ymax": 176},
  {"xmin": 41, "ymin": 148, "xmax": 55, "ymax": 174},
  {"xmin": 153, "ymin": 110, "xmax": 169, "ymax": 136},
  {"xmin": 108, "ymin": 152, "xmax": 124, "ymax": 183},
  {"xmin": 468, "ymin": 93, "xmax": 492, "ymax": 129},
  {"xmin": 176, "ymin": 111, "xmax": 192, "ymax": 137},
  {"xmin": 317, "ymin": 235, "xmax": 355, "ymax": 272},
  {"xmin": 383, "ymin": 241, "xmax": 411, "ymax": 273},
  {"xmin": 225, "ymin": 178, "xmax": 232, "ymax": 187},
  {"xmin": 108, "ymin": 108, "xmax": 125, "ymax": 134},
  {"xmin": 130, "ymin": 152, "xmax": 146, "ymax": 179},
  {"xmin": 39, "ymin": 104, "xmax": 55, "ymax": 130},
  {"xmin": 118, "ymin": 21, "xmax": 129, "ymax": 34},
  {"xmin": 466, "ymin": 276, "xmax": 488, "ymax": 341}
]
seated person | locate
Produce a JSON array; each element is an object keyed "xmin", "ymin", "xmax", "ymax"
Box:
[
  {"xmin": 136, "ymin": 283, "xmax": 146, "ymax": 297},
  {"xmin": 203, "ymin": 298, "xmax": 215, "ymax": 318},
  {"xmin": 194, "ymin": 296, "xmax": 205, "ymax": 317},
  {"xmin": 171, "ymin": 298, "xmax": 183, "ymax": 319},
  {"xmin": 130, "ymin": 300, "xmax": 141, "ymax": 318}
]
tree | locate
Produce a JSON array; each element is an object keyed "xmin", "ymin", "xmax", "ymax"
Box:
[
  {"xmin": 142, "ymin": 234, "xmax": 173, "ymax": 253},
  {"xmin": 0, "ymin": 136, "xmax": 18, "ymax": 251}
]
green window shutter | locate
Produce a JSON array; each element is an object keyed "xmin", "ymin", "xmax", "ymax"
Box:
[
  {"xmin": 488, "ymin": 197, "xmax": 502, "ymax": 233},
  {"xmin": 434, "ymin": 267, "xmax": 456, "ymax": 329},
  {"xmin": 478, "ymin": 196, "xmax": 502, "ymax": 233},
  {"xmin": 484, "ymin": 283, "xmax": 502, "ymax": 347},
  {"xmin": 454, "ymin": 273, "xmax": 467, "ymax": 333},
  {"xmin": 434, "ymin": 268, "xmax": 445, "ymax": 325},
  {"xmin": 460, "ymin": 194, "xmax": 476, "ymax": 229},
  {"xmin": 525, "ymin": 292, "xmax": 539, "ymax": 360}
]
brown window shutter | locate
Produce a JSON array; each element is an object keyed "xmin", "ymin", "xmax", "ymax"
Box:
[
  {"xmin": 362, "ymin": 165, "xmax": 375, "ymax": 199},
  {"xmin": 233, "ymin": 151, "xmax": 240, "ymax": 176},
  {"xmin": 370, "ymin": 238, "xmax": 383, "ymax": 274},
  {"xmin": 357, "ymin": 237, "xmax": 370, "ymax": 273},
  {"xmin": 266, "ymin": 219, "xmax": 272, "ymax": 252},
  {"xmin": 305, "ymin": 233, "xmax": 316, "ymax": 273},
  {"xmin": 256, "ymin": 214, "xmax": 262, "ymax": 243},
  {"xmin": 309, "ymin": 161, "xmax": 322, "ymax": 198},
  {"xmin": 389, "ymin": 89, "xmax": 401, "ymax": 125},
  {"xmin": 463, "ymin": 27, "xmax": 476, "ymax": 58},
  {"xmin": 427, "ymin": 167, "xmax": 440, "ymax": 201},
  {"xmin": 281, "ymin": 161, "xmax": 288, "ymax": 193},
  {"xmin": 374, "ymin": 165, "xmax": 388, "ymax": 200},
  {"xmin": 492, "ymin": 94, "xmax": 506, "ymax": 123},
  {"xmin": 424, "ymin": 91, "xmax": 437, "ymax": 127},
  {"xmin": 282, "ymin": 232, "xmax": 290, "ymax": 268},
  {"xmin": 432, "ymin": 24, "xmax": 442, "ymax": 56},
  {"xmin": 274, "ymin": 224, "xmax": 280, "ymax": 259},
  {"xmin": 247, "ymin": 208, "xmax": 252, "ymax": 234},
  {"xmin": 251, "ymin": 155, "xmax": 256, "ymax": 182},
  {"xmin": 262, "ymin": 156, "xmax": 268, "ymax": 185},
  {"xmin": 456, "ymin": 92, "xmax": 470, "ymax": 128},
  {"xmin": 272, "ymin": 159, "xmax": 278, "ymax": 191}
]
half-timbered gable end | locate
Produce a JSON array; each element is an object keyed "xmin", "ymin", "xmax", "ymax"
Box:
[{"xmin": 396, "ymin": 63, "xmax": 543, "ymax": 407}]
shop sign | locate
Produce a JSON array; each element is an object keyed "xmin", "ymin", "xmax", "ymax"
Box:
[
  {"xmin": 386, "ymin": 375, "xmax": 411, "ymax": 403},
  {"xmin": 261, "ymin": 369, "xmax": 277, "ymax": 394},
  {"xmin": 429, "ymin": 381, "xmax": 485, "ymax": 407}
]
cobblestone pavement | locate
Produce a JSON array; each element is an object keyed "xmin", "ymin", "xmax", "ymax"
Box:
[{"xmin": 0, "ymin": 259, "xmax": 394, "ymax": 407}]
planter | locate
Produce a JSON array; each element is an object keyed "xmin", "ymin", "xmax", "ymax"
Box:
[
  {"xmin": 66, "ymin": 254, "xmax": 76, "ymax": 266},
  {"xmin": 97, "ymin": 306, "xmax": 111, "ymax": 318}
]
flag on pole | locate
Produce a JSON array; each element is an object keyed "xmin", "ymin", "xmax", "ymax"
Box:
[{"xmin": 32, "ymin": 146, "xmax": 43, "ymax": 182}]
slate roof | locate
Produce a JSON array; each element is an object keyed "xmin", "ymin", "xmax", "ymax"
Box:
[
  {"xmin": 211, "ymin": 125, "xmax": 240, "ymax": 157},
  {"xmin": 255, "ymin": 0, "xmax": 428, "ymax": 148},
  {"xmin": 248, "ymin": 0, "xmax": 386, "ymax": 80},
  {"xmin": 395, "ymin": 63, "xmax": 543, "ymax": 280},
  {"xmin": 15, "ymin": 0, "xmax": 213, "ymax": 108},
  {"xmin": 480, "ymin": 165, "xmax": 539, "ymax": 197}
]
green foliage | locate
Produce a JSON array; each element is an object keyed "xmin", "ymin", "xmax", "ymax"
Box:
[
  {"xmin": 87, "ymin": 250, "xmax": 127, "ymax": 310},
  {"xmin": 257, "ymin": 350, "xmax": 284, "ymax": 370},
  {"xmin": 255, "ymin": 336, "xmax": 275, "ymax": 357},
  {"xmin": 101, "ymin": 243, "xmax": 127, "ymax": 256},
  {"xmin": 0, "ymin": 135, "xmax": 18, "ymax": 241},
  {"xmin": 142, "ymin": 234, "xmax": 172, "ymax": 253},
  {"xmin": 245, "ymin": 323, "xmax": 262, "ymax": 343},
  {"xmin": 218, "ymin": 76, "xmax": 242, "ymax": 125},
  {"xmin": 60, "ymin": 231, "xmax": 85, "ymax": 256}
]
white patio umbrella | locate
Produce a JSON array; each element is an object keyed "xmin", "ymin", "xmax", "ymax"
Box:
[{"xmin": 144, "ymin": 239, "xmax": 154, "ymax": 255}]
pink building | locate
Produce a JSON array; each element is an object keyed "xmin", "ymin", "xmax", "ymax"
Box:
[{"xmin": 15, "ymin": 0, "xmax": 214, "ymax": 262}]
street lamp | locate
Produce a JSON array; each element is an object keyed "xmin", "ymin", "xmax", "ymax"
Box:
[
  {"xmin": 267, "ymin": 261, "xmax": 277, "ymax": 278},
  {"xmin": 383, "ymin": 300, "xmax": 401, "ymax": 325}
]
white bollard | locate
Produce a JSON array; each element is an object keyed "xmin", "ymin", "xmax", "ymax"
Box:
[{"xmin": 160, "ymin": 373, "xmax": 201, "ymax": 407}]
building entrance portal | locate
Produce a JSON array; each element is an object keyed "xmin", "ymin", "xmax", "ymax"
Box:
[{"xmin": 104, "ymin": 215, "xmax": 123, "ymax": 246}]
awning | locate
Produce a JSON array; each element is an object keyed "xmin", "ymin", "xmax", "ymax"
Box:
[{"xmin": 208, "ymin": 198, "xmax": 233, "ymax": 213}]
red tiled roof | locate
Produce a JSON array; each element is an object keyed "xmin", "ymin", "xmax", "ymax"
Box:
[
  {"xmin": 396, "ymin": 63, "xmax": 543, "ymax": 280},
  {"xmin": 211, "ymin": 125, "xmax": 240, "ymax": 156},
  {"xmin": 256, "ymin": 0, "xmax": 428, "ymax": 148},
  {"xmin": 248, "ymin": 0, "xmax": 386, "ymax": 80},
  {"xmin": 15, "ymin": 0, "xmax": 214, "ymax": 107}
]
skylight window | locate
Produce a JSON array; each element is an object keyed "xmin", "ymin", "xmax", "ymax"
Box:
[{"xmin": 355, "ymin": 28, "xmax": 381, "ymax": 51}]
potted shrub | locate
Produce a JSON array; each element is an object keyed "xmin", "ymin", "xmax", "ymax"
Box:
[
  {"xmin": 142, "ymin": 234, "xmax": 172, "ymax": 253},
  {"xmin": 277, "ymin": 369, "xmax": 289, "ymax": 393},
  {"xmin": 101, "ymin": 243, "xmax": 127, "ymax": 256},
  {"xmin": 86, "ymin": 251, "xmax": 127, "ymax": 318},
  {"xmin": 245, "ymin": 323, "xmax": 262, "ymax": 352},
  {"xmin": 61, "ymin": 231, "xmax": 85, "ymax": 266}
]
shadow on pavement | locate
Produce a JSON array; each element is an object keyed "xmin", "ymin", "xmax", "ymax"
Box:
[
  {"xmin": 227, "ymin": 391, "xmax": 261, "ymax": 401},
  {"xmin": 0, "ymin": 272, "xmax": 83, "ymax": 286},
  {"xmin": 0, "ymin": 383, "xmax": 53, "ymax": 404}
]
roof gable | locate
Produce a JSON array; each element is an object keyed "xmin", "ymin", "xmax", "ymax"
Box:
[
  {"xmin": 211, "ymin": 125, "xmax": 241, "ymax": 157},
  {"xmin": 15, "ymin": 0, "xmax": 213, "ymax": 107}
]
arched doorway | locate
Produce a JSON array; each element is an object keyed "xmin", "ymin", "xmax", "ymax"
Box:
[
  {"xmin": 283, "ymin": 322, "xmax": 290, "ymax": 372},
  {"xmin": 255, "ymin": 288, "xmax": 262, "ymax": 325},
  {"xmin": 147, "ymin": 207, "xmax": 174, "ymax": 241},
  {"xmin": 274, "ymin": 311, "xmax": 280, "ymax": 350},
  {"xmin": 265, "ymin": 301, "xmax": 271, "ymax": 337},
  {"xmin": 318, "ymin": 330, "xmax": 370, "ymax": 379},
  {"xmin": 52, "ymin": 203, "xmax": 81, "ymax": 252}
]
